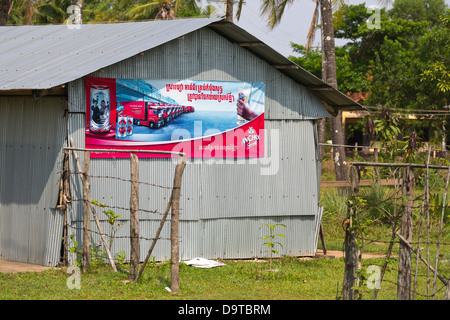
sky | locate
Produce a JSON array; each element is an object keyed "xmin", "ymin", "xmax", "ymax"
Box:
[{"xmin": 204, "ymin": 0, "xmax": 450, "ymax": 58}]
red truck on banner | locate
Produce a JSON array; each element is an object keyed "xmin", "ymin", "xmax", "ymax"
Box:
[
  {"xmin": 118, "ymin": 101, "xmax": 195, "ymax": 129},
  {"xmin": 118, "ymin": 101, "xmax": 164, "ymax": 128}
]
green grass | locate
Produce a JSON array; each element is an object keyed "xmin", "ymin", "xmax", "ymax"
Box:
[
  {"xmin": 2, "ymin": 174, "xmax": 450, "ymax": 300},
  {"xmin": 1, "ymin": 252, "xmax": 449, "ymax": 300},
  {"xmin": 0, "ymin": 257, "xmax": 350, "ymax": 300}
]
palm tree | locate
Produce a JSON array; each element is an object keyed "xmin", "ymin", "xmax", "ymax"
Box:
[
  {"xmin": 234, "ymin": 0, "xmax": 349, "ymax": 182},
  {"xmin": 126, "ymin": 0, "xmax": 201, "ymax": 21},
  {"xmin": 225, "ymin": 0, "xmax": 233, "ymax": 20},
  {"xmin": 318, "ymin": 0, "xmax": 348, "ymax": 183},
  {"xmin": 3, "ymin": 0, "xmax": 44, "ymax": 25},
  {"xmin": 34, "ymin": 0, "xmax": 71, "ymax": 24},
  {"xmin": 0, "ymin": 0, "xmax": 13, "ymax": 25}
]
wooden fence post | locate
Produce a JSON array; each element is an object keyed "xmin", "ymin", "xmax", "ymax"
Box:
[
  {"xmin": 171, "ymin": 156, "xmax": 186, "ymax": 293},
  {"xmin": 61, "ymin": 149, "xmax": 70, "ymax": 266},
  {"xmin": 129, "ymin": 153, "xmax": 140, "ymax": 281},
  {"xmin": 82, "ymin": 151, "xmax": 91, "ymax": 272},
  {"xmin": 342, "ymin": 165, "xmax": 360, "ymax": 300},
  {"xmin": 397, "ymin": 165, "xmax": 415, "ymax": 300},
  {"xmin": 374, "ymin": 148, "xmax": 380, "ymax": 185}
]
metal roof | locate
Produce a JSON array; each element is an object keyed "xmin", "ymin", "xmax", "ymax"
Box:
[{"xmin": 0, "ymin": 18, "xmax": 362, "ymax": 112}]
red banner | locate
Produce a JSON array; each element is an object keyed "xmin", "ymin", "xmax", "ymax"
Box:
[{"xmin": 85, "ymin": 77, "xmax": 265, "ymax": 158}]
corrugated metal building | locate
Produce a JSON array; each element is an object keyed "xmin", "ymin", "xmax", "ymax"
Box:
[{"xmin": 0, "ymin": 18, "xmax": 362, "ymax": 266}]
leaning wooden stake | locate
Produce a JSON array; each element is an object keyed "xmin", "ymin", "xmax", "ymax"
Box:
[
  {"xmin": 397, "ymin": 166, "xmax": 415, "ymax": 300},
  {"xmin": 70, "ymin": 138, "xmax": 117, "ymax": 273},
  {"xmin": 319, "ymin": 223, "xmax": 327, "ymax": 255},
  {"xmin": 129, "ymin": 154, "xmax": 140, "ymax": 281},
  {"xmin": 82, "ymin": 151, "xmax": 91, "ymax": 272},
  {"xmin": 170, "ymin": 156, "xmax": 186, "ymax": 293}
]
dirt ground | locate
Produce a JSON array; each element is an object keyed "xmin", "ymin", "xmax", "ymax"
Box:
[
  {"xmin": 0, "ymin": 259, "xmax": 54, "ymax": 273},
  {"xmin": 0, "ymin": 250, "xmax": 390, "ymax": 273},
  {"xmin": 313, "ymin": 249, "xmax": 391, "ymax": 259}
]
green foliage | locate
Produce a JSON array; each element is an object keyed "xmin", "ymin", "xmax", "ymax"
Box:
[
  {"xmin": 64, "ymin": 200, "xmax": 129, "ymax": 271},
  {"xmin": 389, "ymin": 0, "xmax": 448, "ymax": 26},
  {"xmin": 421, "ymin": 61, "xmax": 450, "ymax": 93},
  {"xmin": 290, "ymin": 1, "xmax": 449, "ymax": 116},
  {"xmin": 91, "ymin": 200, "xmax": 127, "ymax": 266},
  {"xmin": 429, "ymin": 192, "xmax": 450, "ymax": 227},
  {"xmin": 346, "ymin": 195, "xmax": 374, "ymax": 250},
  {"xmin": 34, "ymin": 0, "xmax": 72, "ymax": 24},
  {"xmin": 289, "ymin": 44, "xmax": 370, "ymax": 95},
  {"xmin": 261, "ymin": 223, "xmax": 286, "ymax": 270},
  {"xmin": 7, "ymin": 0, "xmax": 208, "ymax": 25},
  {"xmin": 358, "ymin": 186, "xmax": 397, "ymax": 224},
  {"xmin": 320, "ymin": 189, "xmax": 349, "ymax": 235},
  {"xmin": 68, "ymin": 234, "xmax": 83, "ymax": 268},
  {"xmin": 83, "ymin": 0, "xmax": 205, "ymax": 22},
  {"xmin": 262, "ymin": 223, "xmax": 286, "ymax": 255},
  {"xmin": 365, "ymin": 7, "xmax": 449, "ymax": 111},
  {"xmin": 364, "ymin": 107, "xmax": 421, "ymax": 165}
]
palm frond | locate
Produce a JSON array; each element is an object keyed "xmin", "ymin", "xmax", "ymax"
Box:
[
  {"xmin": 125, "ymin": 1, "xmax": 159, "ymax": 19},
  {"xmin": 306, "ymin": 0, "xmax": 319, "ymax": 53},
  {"xmin": 332, "ymin": 0, "xmax": 348, "ymax": 30},
  {"xmin": 235, "ymin": 0, "xmax": 245, "ymax": 21},
  {"xmin": 260, "ymin": 0, "xmax": 295, "ymax": 29}
]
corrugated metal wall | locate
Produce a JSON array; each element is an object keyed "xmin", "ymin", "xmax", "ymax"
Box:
[
  {"xmin": 0, "ymin": 96, "xmax": 66, "ymax": 266},
  {"xmin": 66, "ymin": 27, "xmax": 328, "ymax": 262}
]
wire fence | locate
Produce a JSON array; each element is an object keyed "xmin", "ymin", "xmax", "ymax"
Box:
[
  {"xmin": 334, "ymin": 153, "xmax": 450, "ymax": 300},
  {"xmin": 58, "ymin": 138, "xmax": 450, "ymax": 299},
  {"xmin": 59, "ymin": 139, "xmax": 186, "ymax": 292}
]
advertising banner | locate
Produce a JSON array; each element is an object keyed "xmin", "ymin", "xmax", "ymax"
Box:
[{"xmin": 85, "ymin": 77, "xmax": 265, "ymax": 158}]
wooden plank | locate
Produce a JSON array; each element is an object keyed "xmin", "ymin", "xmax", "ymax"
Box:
[{"xmin": 321, "ymin": 179, "xmax": 402, "ymax": 188}]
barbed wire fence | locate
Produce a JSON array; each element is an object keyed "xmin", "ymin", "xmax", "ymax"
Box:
[
  {"xmin": 58, "ymin": 138, "xmax": 186, "ymax": 292},
  {"xmin": 322, "ymin": 142, "xmax": 450, "ymax": 300},
  {"xmin": 56, "ymin": 135, "xmax": 450, "ymax": 298}
]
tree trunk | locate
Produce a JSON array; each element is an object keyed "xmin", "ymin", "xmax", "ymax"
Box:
[
  {"xmin": 320, "ymin": 0, "xmax": 348, "ymax": 182},
  {"xmin": 225, "ymin": 0, "xmax": 234, "ymax": 21},
  {"xmin": 72, "ymin": 0, "xmax": 82, "ymax": 24},
  {"xmin": 0, "ymin": 0, "xmax": 13, "ymax": 26}
]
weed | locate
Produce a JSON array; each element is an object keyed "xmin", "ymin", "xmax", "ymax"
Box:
[{"xmin": 261, "ymin": 223, "xmax": 286, "ymax": 270}]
